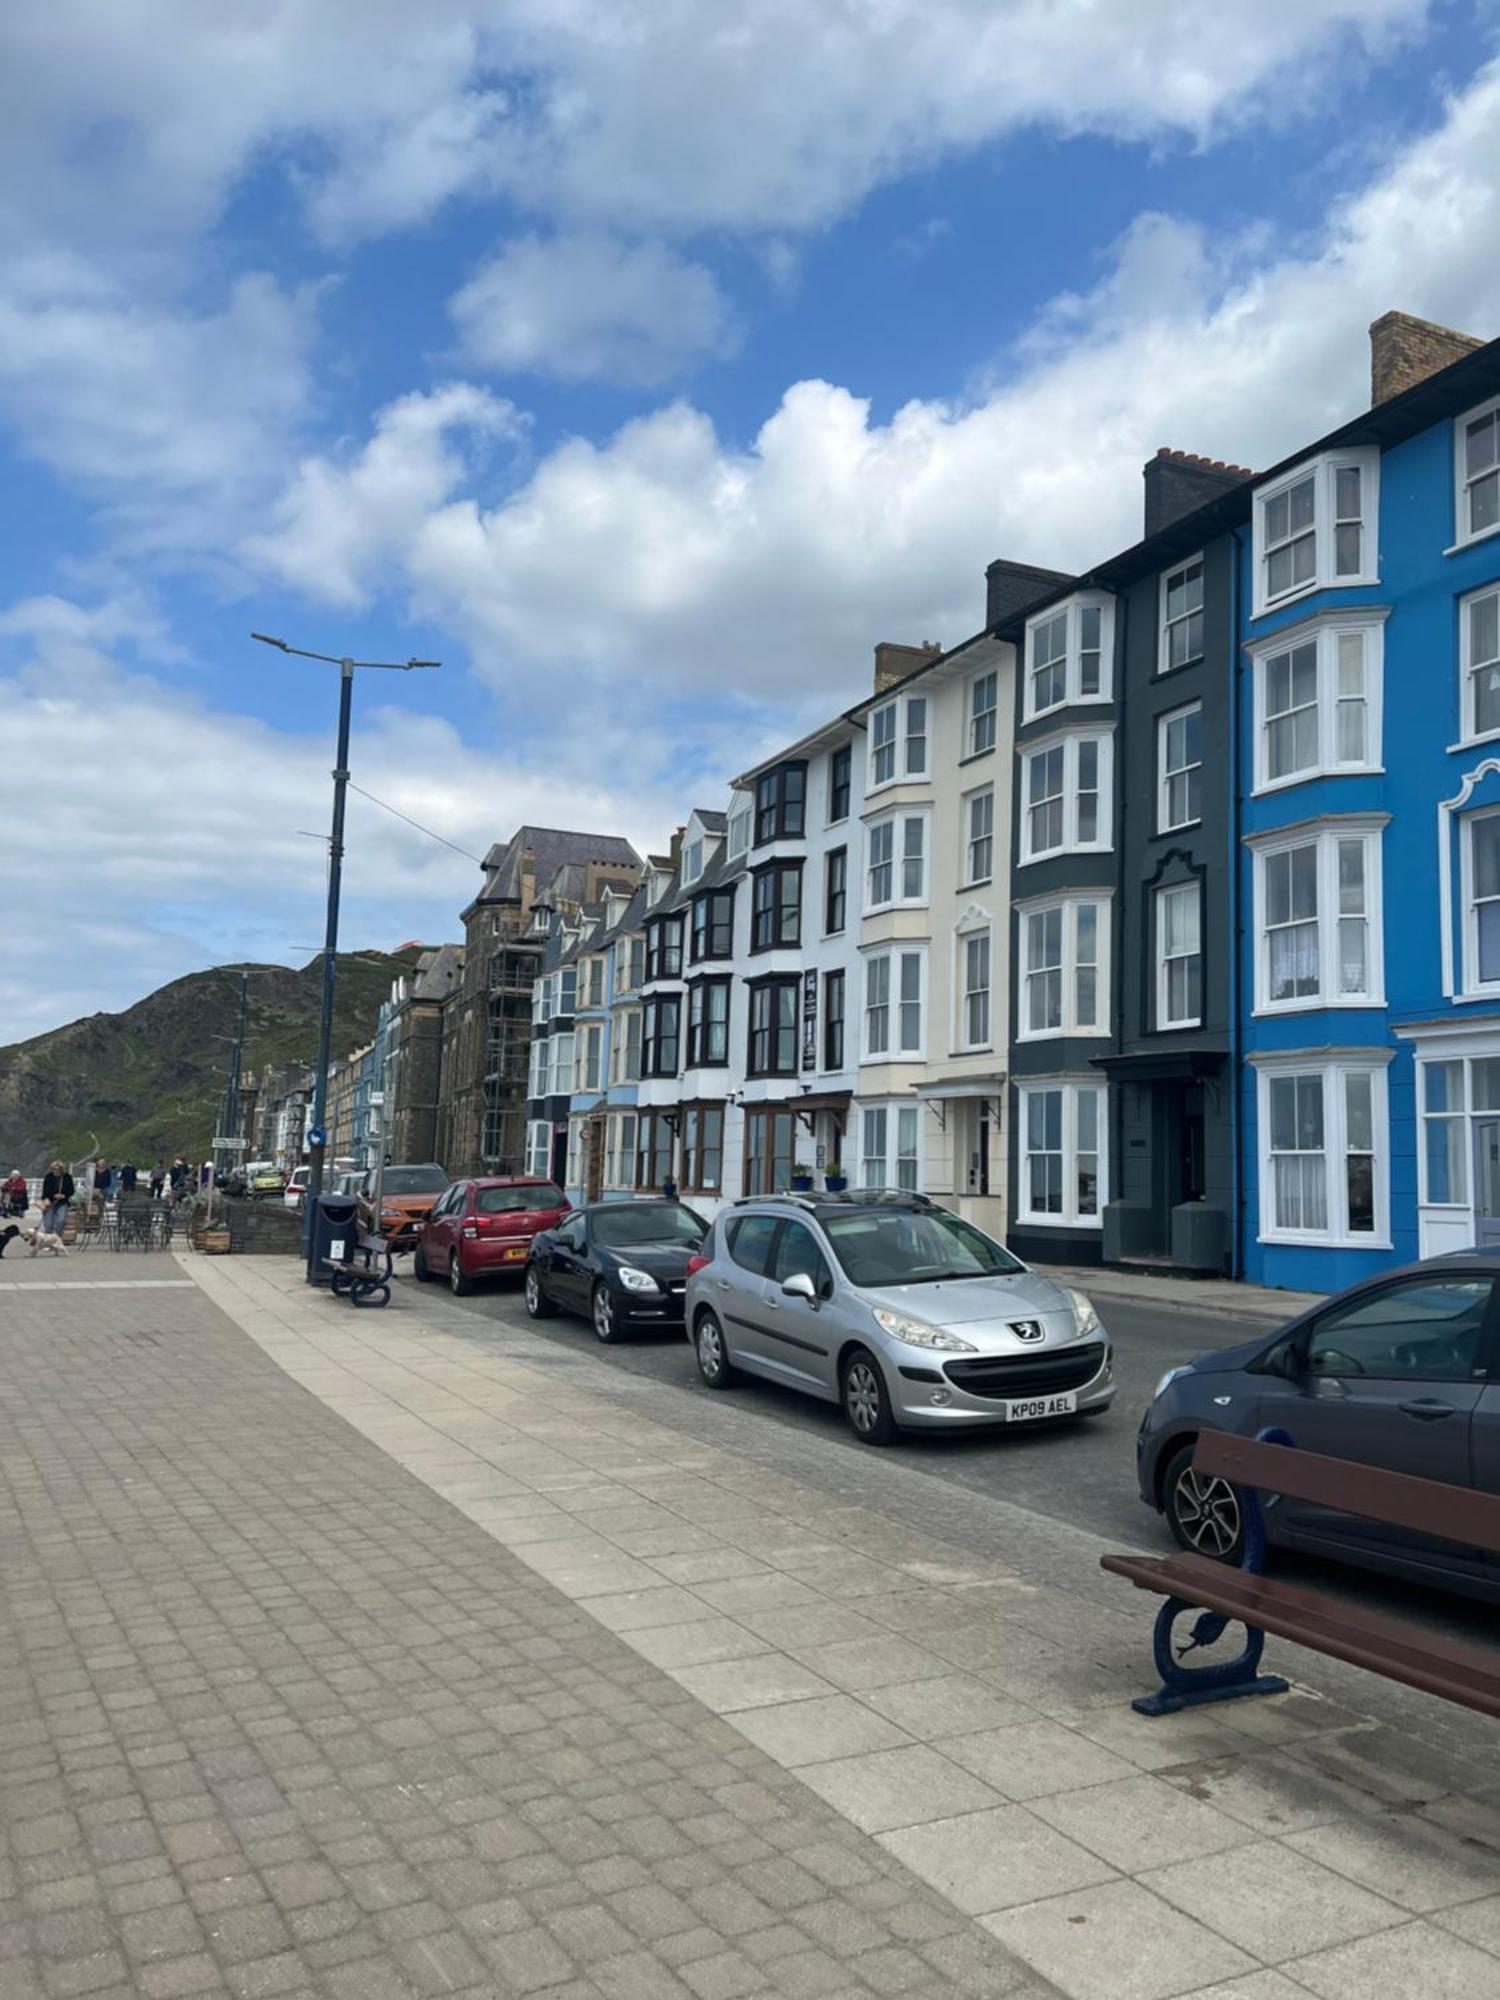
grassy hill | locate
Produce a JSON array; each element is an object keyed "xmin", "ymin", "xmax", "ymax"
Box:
[{"xmin": 0, "ymin": 951, "xmax": 419, "ymax": 1171}]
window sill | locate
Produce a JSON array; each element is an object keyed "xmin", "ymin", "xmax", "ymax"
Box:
[
  {"xmin": 1452, "ymin": 988, "xmax": 1500, "ymax": 1005},
  {"xmin": 1016, "ymin": 1214, "xmax": 1103, "ymax": 1230},
  {"xmin": 1258, "ymin": 1231, "xmax": 1393, "ymax": 1252},
  {"xmin": 958, "ymin": 747, "xmax": 996, "ymax": 768},
  {"xmin": 1154, "ymin": 656, "xmax": 1205, "ymax": 681},
  {"xmin": 1252, "ymin": 996, "xmax": 1386, "ymax": 1016},
  {"xmin": 1444, "ymin": 522, "xmax": 1500, "ymax": 557},
  {"xmin": 1156, "ymin": 1019, "xmax": 1203, "ymax": 1033},
  {"xmin": 1155, "ymin": 818, "xmax": 1202, "ymax": 838},
  {"xmin": 1447, "ymin": 729, "xmax": 1500, "ymax": 754},
  {"xmin": 1019, "ymin": 846, "xmax": 1113, "ymax": 866},
  {"xmin": 1253, "ymin": 766, "xmax": 1384, "ymax": 796}
]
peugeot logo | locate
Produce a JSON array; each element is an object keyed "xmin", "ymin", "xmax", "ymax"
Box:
[{"xmin": 1010, "ymin": 1320, "xmax": 1045, "ymax": 1343}]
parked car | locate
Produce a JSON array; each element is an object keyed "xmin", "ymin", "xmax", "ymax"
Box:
[
  {"xmin": 358, "ymin": 1162, "xmax": 450, "ymax": 1251},
  {"xmin": 247, "ymin": 1161, "xmax": 285, "ymax": 1199},
  {"xmin": 416, "ymin": 1177, "xmax": 570, "ymax": 1293},
  {"xmin": 283, "ymin": 1166, "xmax": 311, "ymax": 1209},
  {"xmin": 1138, "ymin": 1250, "xmax": 1500, "ymax": 1600},
  {"xmin": 525, "ymin": 1199, "xmax": 709, "ymax": 1341},
  {"xmin": 684, "ymin": 1191, "xmax": 1112, "ymax": 1445}
]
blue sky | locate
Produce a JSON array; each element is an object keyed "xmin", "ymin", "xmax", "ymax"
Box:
[{"xmin": 4, "ymin": 0, "xmax": 1500, "ymax": 1038}]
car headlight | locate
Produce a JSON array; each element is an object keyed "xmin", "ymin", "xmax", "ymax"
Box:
[
  {"xmin": 1064, "ymin": 1287, "xmax": 1101, "ymax": 1339},
  {"xmin": 1152, "ymin": 1364, "xmax": 1192, "ymax": 1401},
  {"xmin": 616, "ymin": 1265, "xmax": 661, "ymax": 1294},
  {"xmin": 872, "ymin": 1307, "xmax": 977, "ymax": 1354}
]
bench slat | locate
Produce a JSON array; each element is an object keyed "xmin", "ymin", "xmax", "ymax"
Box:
[
  {"xmin": 1102, "ymin": 1551, "xmax": 1500, "ymax": 1719},
  {"xmin": 1193, "ymin": 1431, "xmax": 1500, "ymax": 1557}
]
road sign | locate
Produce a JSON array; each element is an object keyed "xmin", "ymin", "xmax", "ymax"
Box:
[
  {"xmin": 213, "ymin": 1136, "xmax": 249, "ymax": 1150},
  {"xmin": 308, "ymin": 1127, "xmax": 327, "ymax": 1149}
]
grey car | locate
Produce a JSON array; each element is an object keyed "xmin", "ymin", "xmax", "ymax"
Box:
[
  {"xmin": 1138, "ymin": 1250, "xmax": 1500, "ymax": 1600},
  {"xmin": 684, "ymin": 1191, "xmax": 1114, "ymax": 1444}
]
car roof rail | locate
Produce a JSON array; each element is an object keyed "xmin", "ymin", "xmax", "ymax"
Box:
[
  {"xmin": 730, "ymin": 1187, "xmax": 935, "ymax": 1212},
  {"xmin": 730, "ymin": 1190, "xmax": 822, "ymax": 1211}
]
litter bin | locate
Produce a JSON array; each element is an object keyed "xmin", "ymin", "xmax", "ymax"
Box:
[{"xmin": 307, "ymin": 1193, "xmax": 359, "ymax": 1288}]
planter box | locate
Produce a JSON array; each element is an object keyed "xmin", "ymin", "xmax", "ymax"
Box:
[{"xmin": 199, "ymin": 1229, "xmax": 232, "ymax": 1256}]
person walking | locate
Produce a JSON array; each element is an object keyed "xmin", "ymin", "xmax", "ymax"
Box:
[
  {"xmin": 3, "ymin": 1169, "xmax": 27, "ymax": 1216},
  {"xmin": 120, "ymin": 1161, "xmax": 138, "ymax": 1194},
  {"xmin": 41, "ymin": 1161, "xmax": 74, "ymax": 1237},
  {"xmin": 149, "ymin": 1162, "xmax": 165, "ymax": 1200},
  {"xmin": 169, "ymin": 1156, "xmax": 188, "ymax": 1194}
]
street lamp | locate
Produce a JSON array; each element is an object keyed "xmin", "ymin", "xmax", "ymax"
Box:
[{"xmin": 251, "ymin": 632, "xmax": 439, "ymax": 1278}]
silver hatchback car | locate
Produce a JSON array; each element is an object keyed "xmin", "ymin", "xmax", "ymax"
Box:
[{"xmin": 684, "ymin": 1191, "xmax": 1114, "ymax": 1444}]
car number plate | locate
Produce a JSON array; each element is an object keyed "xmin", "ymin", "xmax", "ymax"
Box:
[
  {"xmin": 503, "ymin": 1245, "xmax": 526, "ymax": 1260},
  {"xmin": 1001, "ymin": 1391, "xmax": 1076, "ymax": 1422}
]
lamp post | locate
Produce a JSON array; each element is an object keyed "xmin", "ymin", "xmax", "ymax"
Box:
[{"xmin": 251, "ymin": 633, "xmax": 439, "ymax": 1278}]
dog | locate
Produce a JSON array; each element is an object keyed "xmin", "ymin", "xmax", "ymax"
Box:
[
  {"xmin": 20, "ymin": 1225, "xmax": 66, "ymax": 1258},
  {"xmin": 0, "ymin": 1222, "xmax": 18, "ymax": 1257}
]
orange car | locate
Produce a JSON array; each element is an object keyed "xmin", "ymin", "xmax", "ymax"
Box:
[{"xmin": 357, "ymin": 1163, "xmax": 450, "ymax": 1252}]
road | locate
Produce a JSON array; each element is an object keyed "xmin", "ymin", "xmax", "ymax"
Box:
[{"xmin": 421, "ymin": 1271, "xmax": 1233, "ymax": 1550}]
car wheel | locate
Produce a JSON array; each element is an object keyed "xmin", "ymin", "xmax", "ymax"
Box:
[
  {"xmin": 413, "ymin": 1243, "xmax": 432, "ymax": 1282},
  {"xmin": 841, "ymin": 1346, "xmax": 897, "ymax": 1446},
  {"xmin": 524, "ymin": 1264, "xmax": 556, "ymax": 1319},
  {"xmin": 1163, "ymin": 1442, "xmax": 1246, "ymax": 1563},
  {"xmin": 449, "ymin": 1251, "xmax": 475, "ymax": 1298},
  {"xmin": 592, "ymin": 1283, "xmax": 623, "ymax": 1343},
  {"xmin": 695, "ymin": 1312, "xmax": 737, "ymax": 1389}
]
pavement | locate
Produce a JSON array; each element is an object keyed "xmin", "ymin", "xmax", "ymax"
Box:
[
  {"xmin": 1032, "ymin": 1265, "xmax": 1324, "ymax": 1326},
  {"xmin": 0, "ymin": 1255, "xmax": 1496, "ymax": 2000}
]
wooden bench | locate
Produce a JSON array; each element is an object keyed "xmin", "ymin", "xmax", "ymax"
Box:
[
  {"xmin": 323, "ymin": 1231, "xmax": 393, "ymax": 1309},
  {"xmin": 1103, "ymin": 1428, "xmax": 1500, "ymax": 1719}
]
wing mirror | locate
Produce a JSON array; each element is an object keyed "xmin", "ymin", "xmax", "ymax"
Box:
[
  {"xmin": 1267, "ymin": 1334, "xmax": 1307, "ymax": 1378},
  {"xmin": 781, "ymin": 1272, "xmax": 817, "ymax": 1303}
]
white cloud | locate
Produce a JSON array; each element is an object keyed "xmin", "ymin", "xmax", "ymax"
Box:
[
  {"xmin": 0, "ymin": 1, "xmax": 1429, "ymax": 256},
  {"xmin": 451, "ymin": 232, "xmax": 734, "ymax": 384},
  {"xmin": 255, "ymin": 58, "xmax": 1500, "ymax": 708},
  {"xmin": 244, "ymin": 384, "xmax": 523, "ymax": 608},
  {"xmin": 0, "ymin": 265, "xmax": 319, "ymax": 550}
]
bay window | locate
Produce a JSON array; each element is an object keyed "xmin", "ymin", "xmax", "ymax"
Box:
[
  {"xmin": 1456, "ymin": 395, "xmax": 1500, "ymax": 546},
  {"xmin": 645, "ymin": 915, "xmax": 683, "ymax": 982},
  {"xmin": 868, "ymin": 693, "xmax": 928, "ymax": 788},
  {"xmin": 579, "ymin": 1024, "xmax": 604, "ymax": 1092},
  {"xmin": 1461, "ymin": 584, "xmax": 1500, "ymax": 743},
  {"xmin": 748, "ymin": 977, "xmax": 799, "ymax": 1077},
  {"xmin": 1020, "ymin": 731, "xmax": 1112, "ymax": 862},
  {"xmin": 1017, "ymin": 895, "xmax": 1108, "ymax": 1038},
  {"xmin": 1022, "ymin": 594, "xmax": 1114, "ymax": 720},
  {"xmin": 1463, "ymin": 810, "xmax": 1500, "ymax": 996},
  {"xmin": 1252, "ymin": 613, "xmax": 1383, "ymax": 790},
  {"xmin": 681, "ymin": 1104, "xmax": 724, "ymax": 1193},
  {"xmin": 1252, "ymin": 450, "xmax": 1378, "ymax": 614},
  {"xmin": 859, "ymin": 1103, "xmax": 921, "ymax": 1192},
  {"xmin": 691, "ymin": 888, "xmax": 734, "ymax": 962},
  {"xmin": 1155, "ymin": 882, "xmax": 1202, "ymax": 1030},
  {"xmin": 744, "ymin": 1108, "xmax": 794, "ymax": 1197},
  {"xmin": 863, "ymin": 948, "xmax": 923, "ymax": 1060},
  {"xmin": 686, "ymin": 978, "xmax": 730, "ymax": 1067},
  {"xmin": 551, "ymin": 1032, "xmax": 574, "ymax": 1095},
  {"xmin": 754, "ymin": 761, "xmax": 806, "ymax": 843},
  {"xmin": 1251, "ymin": 819, "xmax": 1385, "ymax": 1012},
  {"xmin": 751, "ymin": 861, "xmax": 801, "ymax": 951},
  {"xmin": 866, "ymin": 811, "xmax": 927, "ymax": 910},
  {"xmin": 641, "ymin": 997, "xmax": 680, "ymax": 1077},
  {"xmin": 1017, "ymin": 1081, "xmax": 1106, "ymax": 1227},
  {"xmin": 1257, "ymin": 1058, "xmax": 1389, "ymax": 1245}
]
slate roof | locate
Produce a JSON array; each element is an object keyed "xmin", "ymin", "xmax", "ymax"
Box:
[{"xmin": 473, "ymin": 826, "xmax": 643, "ymax": 906}]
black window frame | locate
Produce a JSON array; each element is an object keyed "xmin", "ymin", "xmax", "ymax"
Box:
[
  {"xmin": 645, "ymin": 912, "xmax": 684, "ymax": 983},
  {"xmin": 681, "ymin": 1102, "xmax": 725, "ymax": 1194},
  {"xmin": 828, "ymin": 744, "xmax": 852, "ymax": 824},
  {"xmin": 642, "ymin": 994, "xmax": 681, "ymax": 1078},
  {"xmin": 686, "ymin": 976, "xmax": 731, "ymax": 1068},
  {"xmin": 751, "ymin": 861, "xmax": 802, "ymax": 953},
  {"xmin": 690, "ymin": 887, "xmax": 735, "ymax": 963},
  {"xmin": 754, "ymin": 761, "xmax": 807, "ymax": 845},
  {"xmin": 747, "ymin": 976, "xmax": 800, "ymax": 1079},
  {"xmin": 824, "ymin": 846, "xmax": 847, "ymax": 936},
  {"xmin": 823, "ymin": 968, "xmax": 845, "ymax": 1071},
  {"xmin": 743, "ymin": 1109, "xmax": 795, "ymax": 1197},
  {"xmin": 634, "ymin": 1109, "xmax": 677, "ymax": 1191}
]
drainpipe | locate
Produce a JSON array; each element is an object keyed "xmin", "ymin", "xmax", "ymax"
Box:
[{"xmin": 1228, "ymin": 524, "xmax": 1246, "ymax": 1279}]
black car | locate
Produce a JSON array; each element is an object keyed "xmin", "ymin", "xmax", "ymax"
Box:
[
  {"xmin": 524, "ymin": 1199, "xmax": 708, "ymax": 1342},
  {"xmin": 1138, "ymin": 1250, "xmax": 1500, "ymax": 1601}
]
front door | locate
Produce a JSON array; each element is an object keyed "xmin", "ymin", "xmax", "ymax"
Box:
[
  {"xmin": 1475, "ymin": 1120, "xmax": 1500, "ymax": 1248},
  {"xmin": 1254, "ymin": 1271, "xmax": 1494, "ymax": 1584},
  {"xmin": 584, "ymin": 1116, "xmax": 605, "ymax": 1204}
]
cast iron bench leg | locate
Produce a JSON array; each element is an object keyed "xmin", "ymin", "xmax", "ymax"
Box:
[{"xmin": 1133, "ymin": 1598, "xmax": 1289, "ymax": 1716}]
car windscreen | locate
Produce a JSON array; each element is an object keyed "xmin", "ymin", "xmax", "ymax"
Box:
[
  {"xmin": 823, "ymin": 1208, "xmax": 1023, "ymax": 1287},
  {"xmin": 590, "ymin": 1203, "xmax": 706, "ymax": 1249},
  {"xmin": 476, "ymin": 1184, "xmax": 564, "ymax": 1214},
  {"xmin": 380, "ymin": 1166, "xmax": 449, "ymax": 1195}
]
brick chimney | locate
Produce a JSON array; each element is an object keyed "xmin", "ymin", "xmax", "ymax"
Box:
[
  {"xmin": 1370, "ymin": 310, "xmax": 1483, "ymax": 405},
  {"xmin": 1143, "ymin": 449, "xmax": 1251, "ymax": 537},
  {"xmin": 873, "ymin": 640, "xmax": 941, "ymax": 693},
  {"xmin": 985, "ymin": 558, "xmax": 1075, "ymax": 629}
]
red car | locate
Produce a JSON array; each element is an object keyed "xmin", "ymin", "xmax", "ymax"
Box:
[{"xmin": 414, "ymin": 1177, "xmax": 570, "ymax": 1295}]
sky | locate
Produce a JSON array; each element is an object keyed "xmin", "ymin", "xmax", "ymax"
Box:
[{"xmin": 6, "ymin": 0, "xmax": 1500, "ymax": 1041}]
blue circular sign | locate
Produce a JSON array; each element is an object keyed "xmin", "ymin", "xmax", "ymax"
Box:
[{"xmin": 308, "ymin": 1127, "xmax": 327, "ymax": 1148}]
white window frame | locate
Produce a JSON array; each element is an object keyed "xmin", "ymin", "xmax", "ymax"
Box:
[
  {"xmin": 963, "ymin": 786, "xmax": 994, "ymax": 886},
  {"xmin": 1253, "ymin": 1055, "xmax": 1391, "ymax": 1249},
  {"xmin": 857, "ymin": 1100, "xmax": 922, "ymax": 1193},
  {"xmin": 1460, "ymin": 806, "xmax": 1500, "ymax": 1000},
  {"xmin": 861, "ymin": 947, "xmax": 926, "ymax": 1062},
  {"xmin": 1016, "ymin": 1080, "xmax": 1108, "ymax": 1229},
  {"xmin": 1157, "ymin": 702, "xmax": 1202, "ymax": 832},
  {"xmin": 968, "ymin": 669, "xmax": 998, "ymax": 757},
  {"xmin": 1248, "ymin": 817, "xmax": 1387, "ymax": 1015},
  {"xmin": 727, "ymin": 801, "xmax": 751, "ymax": 860},
  {"xmin": 957, "ymin": 925, "xmax": 992, "ymax": 1052},
  {"xmin": 552, "ymin": 1031, "xmax": 575, "ymax": 1095},
  {"xmin": 1459, "ymin": 582, "xmax": 1500, "ymax": 748},
  {"xmin": 1019, "ymin": 730, "xmax": 1113, "ymax": 864},
  {"xmin": 868, "ymin": 693, "xmax": 928, "ymax": 791},
  {"xmin": 1251, "ymin": 449, "xmax": 1379, "ymax": 617},
  {"xmin": 865, "ymin": 809, "xmax": 929, "ymax": 912},
  {"xmin": 1016, "ymin": 893, "xmax": 1109, "ymax": 1040},
  {"xmin": 1158, "ymin": 555, "xmax": 1205, "ymax": 675},
  {"xmin": 525, "ymin": 1120, "xmax": 551, "ymax": 1179},
  {"xmin": 1155, "ymin": 881, "xmax": 1202, "ymax": 1031},
  {"xmin": 1454, "ymin": 394, "xmax": 1500, "ymax": 551},
  {"xmin": 1250, "ymin": 610, "xmax": 1386, "ymax": 793},
  {"xmin": 580, "ymin": 1023, "xmax": 604, "ymax": 1092},
  {"xmin": 681, "ymin": 837, "xmax": 703, "ymax": 886},
  {"xmin": 1022, "ymin": 594, "xmax": 1114, "ymax": 721}
]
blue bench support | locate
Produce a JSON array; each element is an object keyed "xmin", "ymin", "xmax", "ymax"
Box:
[{"xmin": 1130, "ymin": 1426, "xmax": 1293, "ymax": 1718}]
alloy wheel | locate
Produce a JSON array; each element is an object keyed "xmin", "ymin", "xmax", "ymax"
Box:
[
  {"xmin": 1173, "ymin": 1467, "xmax": 1242, "ymax": 1558},
  {"xmin": 593, "ymin": 1286, "xmax": 615, "ymax": 1341},
  {"xmin": 698, "ymin": 1319, "xmax": 724, "ymax": 1379},
  {"xmin": 844, "ymin": 1359, "xmax": 882, "ymax": 1434},
  {"xmin": 525, "ymin": 1268, "xmax": 540, "ymax": 1313}
]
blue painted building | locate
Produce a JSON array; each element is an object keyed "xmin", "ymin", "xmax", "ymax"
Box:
[{"xmin": 1238, "ymin": 321, "xmax": 1500, "ymax": 1290}]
